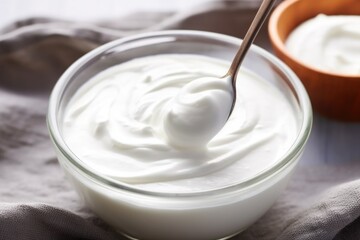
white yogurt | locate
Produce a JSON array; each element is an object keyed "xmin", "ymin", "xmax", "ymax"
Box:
[
  {"xmin": 63, "ymin": 54, "xmax": 298, "ymax": 193},
  {"xmin": 286, "ymin": 14, "xmax": 360, "ymax": 75},
  {"xmin": 55, "ymin": 52, "xmax": 306, "ymax": 240}
]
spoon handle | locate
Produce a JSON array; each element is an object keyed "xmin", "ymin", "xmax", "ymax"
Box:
[{"xmin": 227, "ymin": 0, "xmax": 277, "ymax": 80}]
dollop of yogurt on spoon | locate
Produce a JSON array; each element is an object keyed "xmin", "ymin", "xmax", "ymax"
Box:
[{"xmin": 163, "ymin": 76, "xmax": 233, "ymax": 149}]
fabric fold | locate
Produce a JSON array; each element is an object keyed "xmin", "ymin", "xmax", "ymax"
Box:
[
  {"xmin": 0, "ymin": 203, "xmax": 120, "ymax": 240},
  {"xmin": 277, "ymin": 179, "xmax": 360, "ymax": 240}
]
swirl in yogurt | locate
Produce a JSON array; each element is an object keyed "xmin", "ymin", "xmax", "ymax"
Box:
[{"xmin": 63, "ymin": 54, "xmax": 298, "ymax": 192}]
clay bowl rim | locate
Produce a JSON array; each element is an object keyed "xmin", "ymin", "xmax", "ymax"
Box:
[{"xmin": 268, "ymin": 0, "xmax": 360, "ymax": 80}]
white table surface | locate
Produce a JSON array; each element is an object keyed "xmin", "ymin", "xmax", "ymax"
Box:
[{"xmin": 1, "ymin": 0, "xmax": 360, "ymax": 166}]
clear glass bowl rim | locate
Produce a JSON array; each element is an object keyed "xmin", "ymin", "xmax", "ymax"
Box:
[{"xmin": 47, "ymin": 30, "xmax": 312, "ymax": 198}]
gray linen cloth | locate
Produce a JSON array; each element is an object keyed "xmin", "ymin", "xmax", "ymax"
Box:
[{"xmin": 0, "ymin": 1, "xmax": 360, "ymax": 239}]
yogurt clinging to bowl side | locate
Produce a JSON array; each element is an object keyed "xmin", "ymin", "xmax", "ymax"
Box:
[{"xmin": 48, "ymin": 31, "xmax": 312, "ymax": 240}]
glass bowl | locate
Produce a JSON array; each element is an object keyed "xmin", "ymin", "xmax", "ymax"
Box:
[{"xmin": 47, "ymin": 30, "xmax": 312, "ymax": 240}]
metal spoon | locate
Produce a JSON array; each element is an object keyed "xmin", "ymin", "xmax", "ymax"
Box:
[{"xmin": 226, "ymin": 0, "xmax": 277, "ymax": 117}]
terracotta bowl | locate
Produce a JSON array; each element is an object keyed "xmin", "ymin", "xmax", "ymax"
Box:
[{"xmin": 268, "ymin": 0, "xmax": 360, "ymax": 121}]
